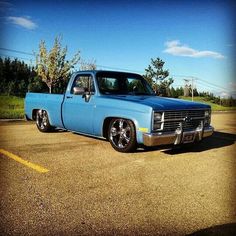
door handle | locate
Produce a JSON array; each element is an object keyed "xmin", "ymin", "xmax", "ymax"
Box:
[{"xmin": 66, "ymin": 96, "xmax": 73, "ymax": 99}]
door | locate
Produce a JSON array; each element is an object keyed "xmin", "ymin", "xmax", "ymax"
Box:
[{"xmin": 62, "ymin": 73, "xmax": 95, "ymax": 134}]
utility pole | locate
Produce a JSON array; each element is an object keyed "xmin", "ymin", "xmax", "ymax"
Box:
[
  {"xmin": 183, "ymin": 77, "xmax": 196, "ymax": 101},
  {"xmin": 184, "ymin": 79, "xmax": 190, "ymax": 97},
  {"xmin": 191, "ymin": 77, "xmax": 194, "ymax": 102}
]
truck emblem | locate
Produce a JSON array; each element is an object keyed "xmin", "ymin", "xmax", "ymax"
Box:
[{"xmin": 184, "ymin": 116, "xmax": 192, "ymax": 122}]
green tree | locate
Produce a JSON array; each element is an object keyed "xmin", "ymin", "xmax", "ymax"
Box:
[
  {"xmin": 28, "ymin": 75, "xmax": 48, "ymax": 93},
  {"xmin": 144, "ymin": 58, "xmax": 173, "ymax": 96},
  {"xmin": 0, "ymin": 57, "xmax": 32, "ymax": 97},
  {"xmin": 35, "ymin": 36, "xmax": 80, "ymax": 93},
  {"xmin": 176, "ymin": 87, "xmax": 184, "ymax": 97},
  {"xmin": 158, "ymin": 78, "xmax": 174, "ymax": 97}
]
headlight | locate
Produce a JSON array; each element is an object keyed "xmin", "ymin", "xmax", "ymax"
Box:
[
  {"xmin": 153, "ymin": 112, "xmax": 163, "ymax": 130},
  {"xmin": 153, "ymin": 123, "xmax": 162, "ymax": 130},
  {"xmin": 204, "ymin": 110, "xmax": 210, "ymax": 117},
  {"xmin": 204, "ymin": 109, "xmax": 211, "ymax": 126},
  {"xmin": 154, "ymin": 112, "xmax": 162, "ymax": 121}
]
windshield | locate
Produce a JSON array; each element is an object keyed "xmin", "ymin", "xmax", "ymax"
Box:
[{"xmin": 96, "ymin": 72, "xmax": 155, "ymax": 95}]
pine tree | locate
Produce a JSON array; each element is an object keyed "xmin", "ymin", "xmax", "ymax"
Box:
[{"xmin": 144, "ymin": 58, "xmax": 173, "ymax": 96}]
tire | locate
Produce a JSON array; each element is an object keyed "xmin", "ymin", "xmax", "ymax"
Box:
[
  {"xmin": 108, "ymin": 118, "xmax": 137, "ymax": 152},
  {"xmin": 36, "ymin": 110, "xmax": 53, "ymax": 132}
]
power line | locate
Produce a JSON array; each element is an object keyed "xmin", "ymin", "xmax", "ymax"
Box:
[
  {"xmin": 170, "ymin": 74, "xmax": 192, "ymax": 78},
  {"xmin": 196, "ymin": 77, "xmax": 228, "ymax": 91},
  {"xmin": 74, "ymin": 63, "xmax": 144, "ymax": 74},
  {"xmin": 171, "ymin": 74, "xmax": 229, "ymax": 92},
  {"xmin": 96, "ymin": 64, "xmax": 144, "ymax": 74},
  {"xmin": 0, "ymin": 53, "xmax": 33, "ymax": 62},
  {"xmin": 0, "ymin": 47, "xmax": 146, "ymax": 74},
  {"xmin": 195, "ymin": 77, "xmax": 228, "ymax": 91},
  {"xmin": 0, "ymin": 47, "xmax": 34, "ymax": 56},
  {"xmin": 0, "ymin": 47, "xmax": 145, "ymax": 74},
  {"xmin": 0, "ymin": 47, "xmax": 230, "ymax": 92}
]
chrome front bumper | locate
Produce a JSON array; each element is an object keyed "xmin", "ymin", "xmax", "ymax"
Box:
[{"xmin": 143, "ymin": 126, "xmax": 214, "ymax": 147}]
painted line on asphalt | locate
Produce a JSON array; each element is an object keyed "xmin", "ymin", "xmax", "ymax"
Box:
[{"xmin": 0, "ymin": 148, "xmax": 49, "ymax": 173}]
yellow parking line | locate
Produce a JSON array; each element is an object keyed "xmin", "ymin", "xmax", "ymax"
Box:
[{"xmin": 0, "ymin": 148, "xmax": 49, "ymax": 173}]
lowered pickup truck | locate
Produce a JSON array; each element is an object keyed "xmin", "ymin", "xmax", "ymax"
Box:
[{"xmin": 25, "ymin": 70, "xmax": 214, "ymax": 152}]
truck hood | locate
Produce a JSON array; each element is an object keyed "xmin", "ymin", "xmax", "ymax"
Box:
[{"xmin": 104, "ymin": 95, "xmax": 210, "ymax": 110}]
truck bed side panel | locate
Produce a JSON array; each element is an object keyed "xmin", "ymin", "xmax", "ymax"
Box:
[{"xmin": 25, "ymin": 93, "xmax": 64, "ymax": 128}]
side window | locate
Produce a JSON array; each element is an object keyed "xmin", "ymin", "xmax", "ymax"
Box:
[{"xmin": 71, "ymin": 75, "xmax": 95, "ymax": 94}]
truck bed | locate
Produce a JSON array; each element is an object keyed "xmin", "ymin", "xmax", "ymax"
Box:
[{"xmin": 25, "ymin": 93, "xmax": 64, "ymax": 128}]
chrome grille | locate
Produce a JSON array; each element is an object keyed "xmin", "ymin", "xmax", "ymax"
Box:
[
  {"xmin": 164, "ymin": 110, "xmax": 205, "ymax": 121},
  {"xmin": 164, "ymin": 120, "xmax": 202, "ymax": 132},
  {"xmin": 163, "ymin": 110, "xmax": 205, "ymax": 132}
]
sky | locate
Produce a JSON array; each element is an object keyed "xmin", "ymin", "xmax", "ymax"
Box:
[{"xmin": 0, "ymin": 0, "xmax": 235, "ymax": 97}]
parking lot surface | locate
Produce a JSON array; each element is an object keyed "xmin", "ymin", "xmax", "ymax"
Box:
[{"xmin": 0, "ymin": 112, "xmax": 236, "ymax": 235}]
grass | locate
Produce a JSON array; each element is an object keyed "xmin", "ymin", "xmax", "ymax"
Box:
[
  {"xmin": 178, "ymin": 96, "xmax": 236, "ymax": 111},
  {"xmin": 0, "ymin": 95, "xmax": 25, "ymax": 119}
]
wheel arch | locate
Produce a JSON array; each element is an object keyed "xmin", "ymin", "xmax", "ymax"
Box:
[
  {"xmin": 32, "ymin": 108, "xmax": 52, "ymax": 124},
  {"xmin": 102, "ymin": 116, "xmax": 138, "ymax": 140}
]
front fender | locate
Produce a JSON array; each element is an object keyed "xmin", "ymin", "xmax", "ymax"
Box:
[{"xmin": 95, "ymin": 108, "xmax": 152, "ymax": 144}]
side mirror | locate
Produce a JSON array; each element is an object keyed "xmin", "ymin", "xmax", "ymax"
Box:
[
  {"xmin": 82, "ymin": 92, "xmax": 91, "ymax": 102},
  {"xmin": 73, "ymin": 86, "xmax": 91, "ymax": 102},
  {"xmin": 73, "ymin": 87, "xmax": 86, "ymax": 95}
]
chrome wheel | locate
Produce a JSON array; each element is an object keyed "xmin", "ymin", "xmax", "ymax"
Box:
[
  {"xmin": 108, "ymin": 118, "xmax": 136, "ymax": 152},
  {"xmin": 36, "ymin": 110, "xmax": 52, "ymax": 132},
  {"xmin": 36, "ymin": 110, "xmax": 48, "ymax": 129}
]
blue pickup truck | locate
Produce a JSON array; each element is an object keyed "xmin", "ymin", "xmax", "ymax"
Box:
[{"xmin": 25, "ymin": 70, "xmax": 214, "ymax": 152}]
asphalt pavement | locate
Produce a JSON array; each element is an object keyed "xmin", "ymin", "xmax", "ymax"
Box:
[{"xmin": 0, "ymin": 112, "xmax": 236, "ymax": 235}]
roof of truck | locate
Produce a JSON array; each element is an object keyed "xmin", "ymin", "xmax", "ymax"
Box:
[{"xmin": 74, "ymin": 70, "xmax": 141, "ymax": 75}]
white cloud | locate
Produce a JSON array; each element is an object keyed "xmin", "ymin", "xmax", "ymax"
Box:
[
  {"xmin": 7, "ymin": 16, "xmax": 37, "ymax": 30},
  {"xmin": 229, "ymin": 82, "xmax": 236, "ymax": 91},
  {"xmin": 164, "ymin": 40, "xmax": 225, "ymax": 59},
  {"xmin": 219, "ymin": 92, "xmax": 229, "ymax": 98},
  {"xmin": 219, "ymin": 91, "xmax": 236, "ymax": 99}
]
